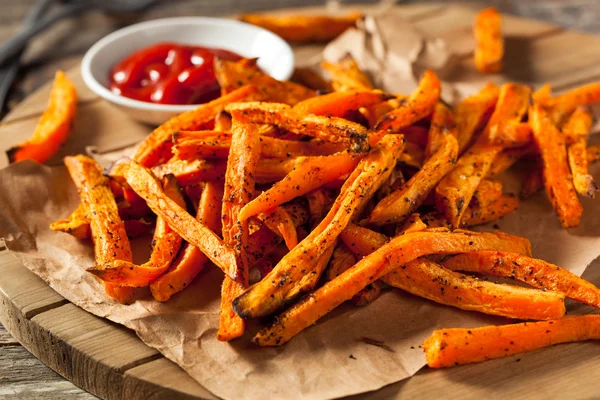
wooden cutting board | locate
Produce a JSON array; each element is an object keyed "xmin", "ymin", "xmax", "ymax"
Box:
[{"xmin": 2, "ymin": 3, "xmax": 600, "ymax": 399}]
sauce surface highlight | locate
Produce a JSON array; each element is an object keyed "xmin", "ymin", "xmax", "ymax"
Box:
[{"xmin": 109, "ymin": 42, "xmax": 242, "ymax": 105}]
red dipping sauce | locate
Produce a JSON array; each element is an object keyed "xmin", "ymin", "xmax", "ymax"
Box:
[{"xmin": 109, "ymin": 42, "xmax": 242, "ymax": 105}]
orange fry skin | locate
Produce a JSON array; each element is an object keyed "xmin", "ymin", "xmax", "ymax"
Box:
[
  {"xmin": 370, "ymin": 134, "xmax": 458, "ymax": 225},
  {"xmin": 150, "ymin": 181, "xmax": 224, "ymax": 302},
  {"xmin": 133, "ymin": 85, "xmax": 262, "ymax": 167},
  {"xmin": 218, "ymin": 113, "xmax": 262, "ymax": 341},
  {"xmin": 152, "ymin": 159, "xmax": 227, "ymax": 185},
  {"xmin": 474, "ymin": 7, "xmax": 504, "ymax": 73},
  {"xmin": 443, "ymin": 251, "xmax": 600, "ymax": 309},
  {"xmin": 529, "ymin": 104, "xmax": 583, "ymax": 228},
  {"xmin": 8, "ymin": 71, "xmax": 77, "ymax": 164},
  {"xmin": 64, "ymin": 155, "xmax": 134, "ymax": 304},
  {"xmin": 214, "ymin": 58, "xmax": 315, "ymax": 105},
  {"xmin": 88, "ymin": 175, "xmax": 186, "ymax": 287},
  {"xmin": 50, "ymin": 203, "xmax": 90, "ymax": 239},
  {"xmin": 238, "ymin": 151, "xmax": 363, "ymax": 221},
  {"xmin": 423, "ymin": 316, "xmax": 600, "ymax": 368},
  {"xmin": 292, "ymin": 91, "xmax": 391, "ymax": 118},
  {"xmin": 454, "ymin": 82, "xmax": 499, "ymax": 153},
  {"xmin": 471, "ymin": 179, "xmax": 502, "ymax": 208},
  {"xmin": 375, "ymin": 70, "xmax": 441, "ymax": 131},
  {"xmin": 239, "ymin": 12, "xmax": 362, "ymax": 43},
  {"xmin": 254, "ymin": 230, "xmax": 532, "ymax": 346},
  {"xmin": 124, "ymin": 162, "xmax": 238, "ymax": 278},
  {"xmin": 426, "ymin": 103, "xmax": 457, "ymax": 158},
  {"xmin": 233, "ymin": 135, "xmax": 405, "ymax": 319},
  {"xmin": 563, "ymin": 107, "xmax": 598, "ymax": 198},
  {"xmin": 462, "ymin": 194, "xmax": 519, "ymax": 227}
]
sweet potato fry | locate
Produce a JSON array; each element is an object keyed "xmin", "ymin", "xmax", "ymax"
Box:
[
  {"xmin": 563, "ymin": 107, "xmax": 598, "ymax": 198},
  {"xmin": 376, "ymin": 70, "xmax": 441, "ymax": 131},
  {"xmin": 233, "ymin": 135, "xmax": 405, "ymax": 319},
  {"xmin": 321, "ymin": 55, "xmax": 373, "ymax": 92},
  {"xmin": 259, "ymin": 206, "xmax": 299, "ymax": 250},
  {"xmin": 488, "ymin": 122, "xmax": 532, "ymax": 148},
  {"xmin": 152, "ymin": 159, "xmax": 227, "ymax": 185},
  {"xmin": 426, "ymin": 103, "xmax": 457, "ymax": 158},
  {"xmin": 454, "ymin": 83, "xmax": 499, "ymax": 153},
  {"xmin": 461, "ymin": 194, "xmax": 519, "ymax": 227},
  {"xmin": 443, "ymin": 251, "xmax": 600, "ymax": 309},
  {"xmin": 423, "ymin": 316, "xmax": 600, "ymax": 368},
  {"xmin": 218, "ymin": 113, "xmax": 262, "ymax": 341},
  {"xmin": 173, "ymin": 131, "xmax": 344, "ymax": 160},
  {"xmin": 7, "ymin": 71, "xmax": 77, "ymax": 164},
  {"xmin": 474, "ymin": 7, "xmax": 503, "ymax": 73},
  {"xmin": 370, "ymin": 134, "xmax": 458, "ymax": 225},
  {"xmin": 540, "ymin": 81, "xmax": 600, "ymax": 110},
  {"xmin": 533, "ymin": 83, "xmax": 552, "ymax": 103},
  {"xmin": 254, "ymin": 229, "xmax": 531, "ymax": 345},
  {"xmin": 487, "ymin": 143, "xmax": 535, "ymax": 177},
  {"xmin": 306, "ymin": 189, "xmax": 335, "ymax": 228},
  {"xmin": 150, "ymin": 187, "xmax": 223, "ymax": 301},
  {"xmin": 64, "ymin": 155, "xmax": 134, "ymax": 304},
  {"xmin": 239, "ymin": 12, "xmax": 361, "ymax": 43},
  {"xmin": 238, "ymin": 151, "xmax": 363, "ymax": 221},
  {"xmin": 386, "ymin": 258, "xmax": 564, "ymax": 320},
  {"xmin": 292, "ymin": 91, "xmax": 391, "ymax": 118},
  {"xmin": 520, "ymin": 161, "xmax": 544, "ymax": 199},
  {"xmin": 471, "ymin": 179, "xmax": 502, "ymax": 208},
  {"xmin": 214, "ymin": 58, "xmax": 315, "ymax": 105},
  {"xmin": 396, "ymin": 213, "xmax": 429, "ymax": 236},
  {"xmin": 436, "ymin": 83, "xmax": 530, "ymax": 228},
  {"xmin": 124, "ymin": 161, "xmax": 237, "ymax": 277},
  {"xmin": 325, "ymin": 244, "xmax": 357, "ymax": 281},
  {"xmin": 214, "ymin": 111, "xmax": 232, "ymax": 132},
  {"xmin": 529, "ymin": 104, "xmax": 583, "ymax": 227},
  {"xmin": 88, "ymin": 175, "xmax": 186, "ymax": 287},
  {"xmin": 291, "ymin": 67, "xmax": 332, "ymax": 92},
  {"xmin": 133, "ymin": 85, "xmax": 262, "ymax": 167},
  {"xmin": 225, "ymin": 101, "xmax": 370, "ymax": 152},
  {"xmin": 50, "ymin": 203, "xmax": 90, "ymax": 239},
  {"xmin": 588, "ymin": 144, "xmax": 600, "ymax": 163},
  {"xmin": 254, "ymin": 157, "xmax": 305, "ymax": 183}
]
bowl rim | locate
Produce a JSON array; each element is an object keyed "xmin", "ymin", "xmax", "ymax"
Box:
[{"xmin": 81, "ymin": 16, "xmax": 294, "ymax": 113}]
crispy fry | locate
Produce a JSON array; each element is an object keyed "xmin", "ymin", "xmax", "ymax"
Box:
[
  {"xmin": 454, "ymin": 84, "xmax": 500, "ymax": 152},
  {"xmin": 443, "ymin": 251, "xmax": 600, "ymax": 309},
  {"xmin": 376, "ymin": 70, "xmax": 441, "ymax": 131},
  {"xmin": 462, "ymin": 194, "xmax": 519, "ymax": 227},
  {"xmin": 370, "ymin": 134, "xmax": 458, "ymax": 225},
  {"xmin": 214, "ymin": 111, "xmax": 232, "ymax": 132},
  {"xmin": 259, "ymin": 206, "xmax": 299, "ymax": 250},
  {"xmin": 487, "ymin": 143, "xmax": 535, "ymax": 177},
  {"xmin": 239, "ymin": 12, "xmax": 361, "ymax": 43},
  {"xmin": 396, "ymin": 213, "xmax": 428, "ymax": 236},
  {"xmin": 423, "ymin": 316, "xmax": 600, "ymax": 368},
  {"xmin": 291, "ymin": 67, "xmax": 332, "ymax": 92},
  {"xmin": 321, "ymin": 55, "xmax": 374, "ymax": 92},
  {"xmin": 325, "ymin": 244, "xmax": 356, "ymax": 281},
  {"xmin": 173, "ymin": 131, "xmax": 344, "ymax": 160},
  {"xmin": 233, "ymin": 135, "xmax": 405, "ymax": 319},
  {"xmin": 306, "ymin": 189, "xmax": 334, "ymax": 228},
  {"xmin": 426, "ymin": 103, "xmax": 457, "ymax": 158},
  {"xmin": 150, "ymin": 181, "xmax": 223, "ymax": 301},
  {"xmin": 474, "ymin": 7, "xmax": 503, "ymax": 73},
  {"xmin": 540, "ymin": 82, "xmax": 600, "ymax": 110},
  {"xmin": 520, "ymin": 160, "xmax": 544, "ymax": 199},
  {"xmin": 218, "ymin": 113, "xmax": 262, "ymax": 341},
  {"xmin": 254, "ymin": 230, "xmax": 531, "ymax": 345},
  {"xmin": 125, "ymin": 161, "xmax": 237, "ymax": 277},
  {"xmin": 152, "ymin": 158, "xmax": 227, "ymax": 185},
  {"xmin": 7, "ymin": 71, "xmax": 77, "ymax": 164},
  {"xmin": 532, "ymin": 83, "xmax": 552, "ymax": 103},
  {"xmin": 214, "ymin": 58, "xmax": 315, "ymax": 105},
  {"xmin": 343, "ymin": 222, "xmax": 548, "ymax": 324},
  {"xmin": 133, "ymin": 85, "xmax": 262, "ymax": 167},
  {"xmin": 226, "ymin": 101, "xmax": 370, "ymax": 152},
  {"xmin": 50, "ymin": 203, "xmax": 90, "ymax": 239},
  {"xmin": 239, "ymin": 151, "xmax": 363, "ymax": 221},
  {"xmin": 292, "ymin": 91, "xmax": 391, "ymax": 118},
  {"xmin": 64, "ymin": 155, "xmax": 134, "ymax": 303},
  {"xmin": 563, "ymin": 107, "xmax": 598, "ymax": 198},
  {"xmin": 488, "ymin": 122, "xmax": 532, "ymax": 148},
  {"xmin": 436, "ymin": 83, "xmax": 530, "ymax": 228},
  {"xmin": 471, "ymin": 179, "xmax": 502, "ymax": 208},
  {"xmin": 529, "ymin": 104, "xmax": 583, "ymax": 227},
  {"xmin": 88, "ymin": 175, "xmax": 185, "ymax": 287},
  {"xmin": 588, "ymin": 144, "xmax": 600, "ymax": 163}
]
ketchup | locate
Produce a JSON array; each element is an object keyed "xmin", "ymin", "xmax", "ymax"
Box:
[{"xmin": 109, "ymin": 43, "xmax": 242, "ymax": 105}]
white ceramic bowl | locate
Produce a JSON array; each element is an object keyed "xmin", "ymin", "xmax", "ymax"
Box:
[{"xmin": 81, "ymin": 17, "xmax": 294, "ymax": 125}]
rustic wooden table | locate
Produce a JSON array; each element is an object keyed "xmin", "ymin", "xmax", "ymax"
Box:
[{"xmin": 1, "ymin": 0, "xmax": 600, "ymax": 398}]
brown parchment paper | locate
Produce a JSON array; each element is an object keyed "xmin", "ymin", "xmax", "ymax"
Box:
[{"xmin": 2, "ymin": 14, "xmax": 600, "ymax": 400}]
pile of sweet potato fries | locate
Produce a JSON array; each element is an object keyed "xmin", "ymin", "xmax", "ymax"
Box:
[{"xmin": 35, "ymin": 9, "xmax": 600, "ymax": 369}]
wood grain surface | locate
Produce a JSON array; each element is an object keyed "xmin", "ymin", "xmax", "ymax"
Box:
[{"xmin": 2, "ymin": 1, "xmax": 600, "ymax": 399}]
